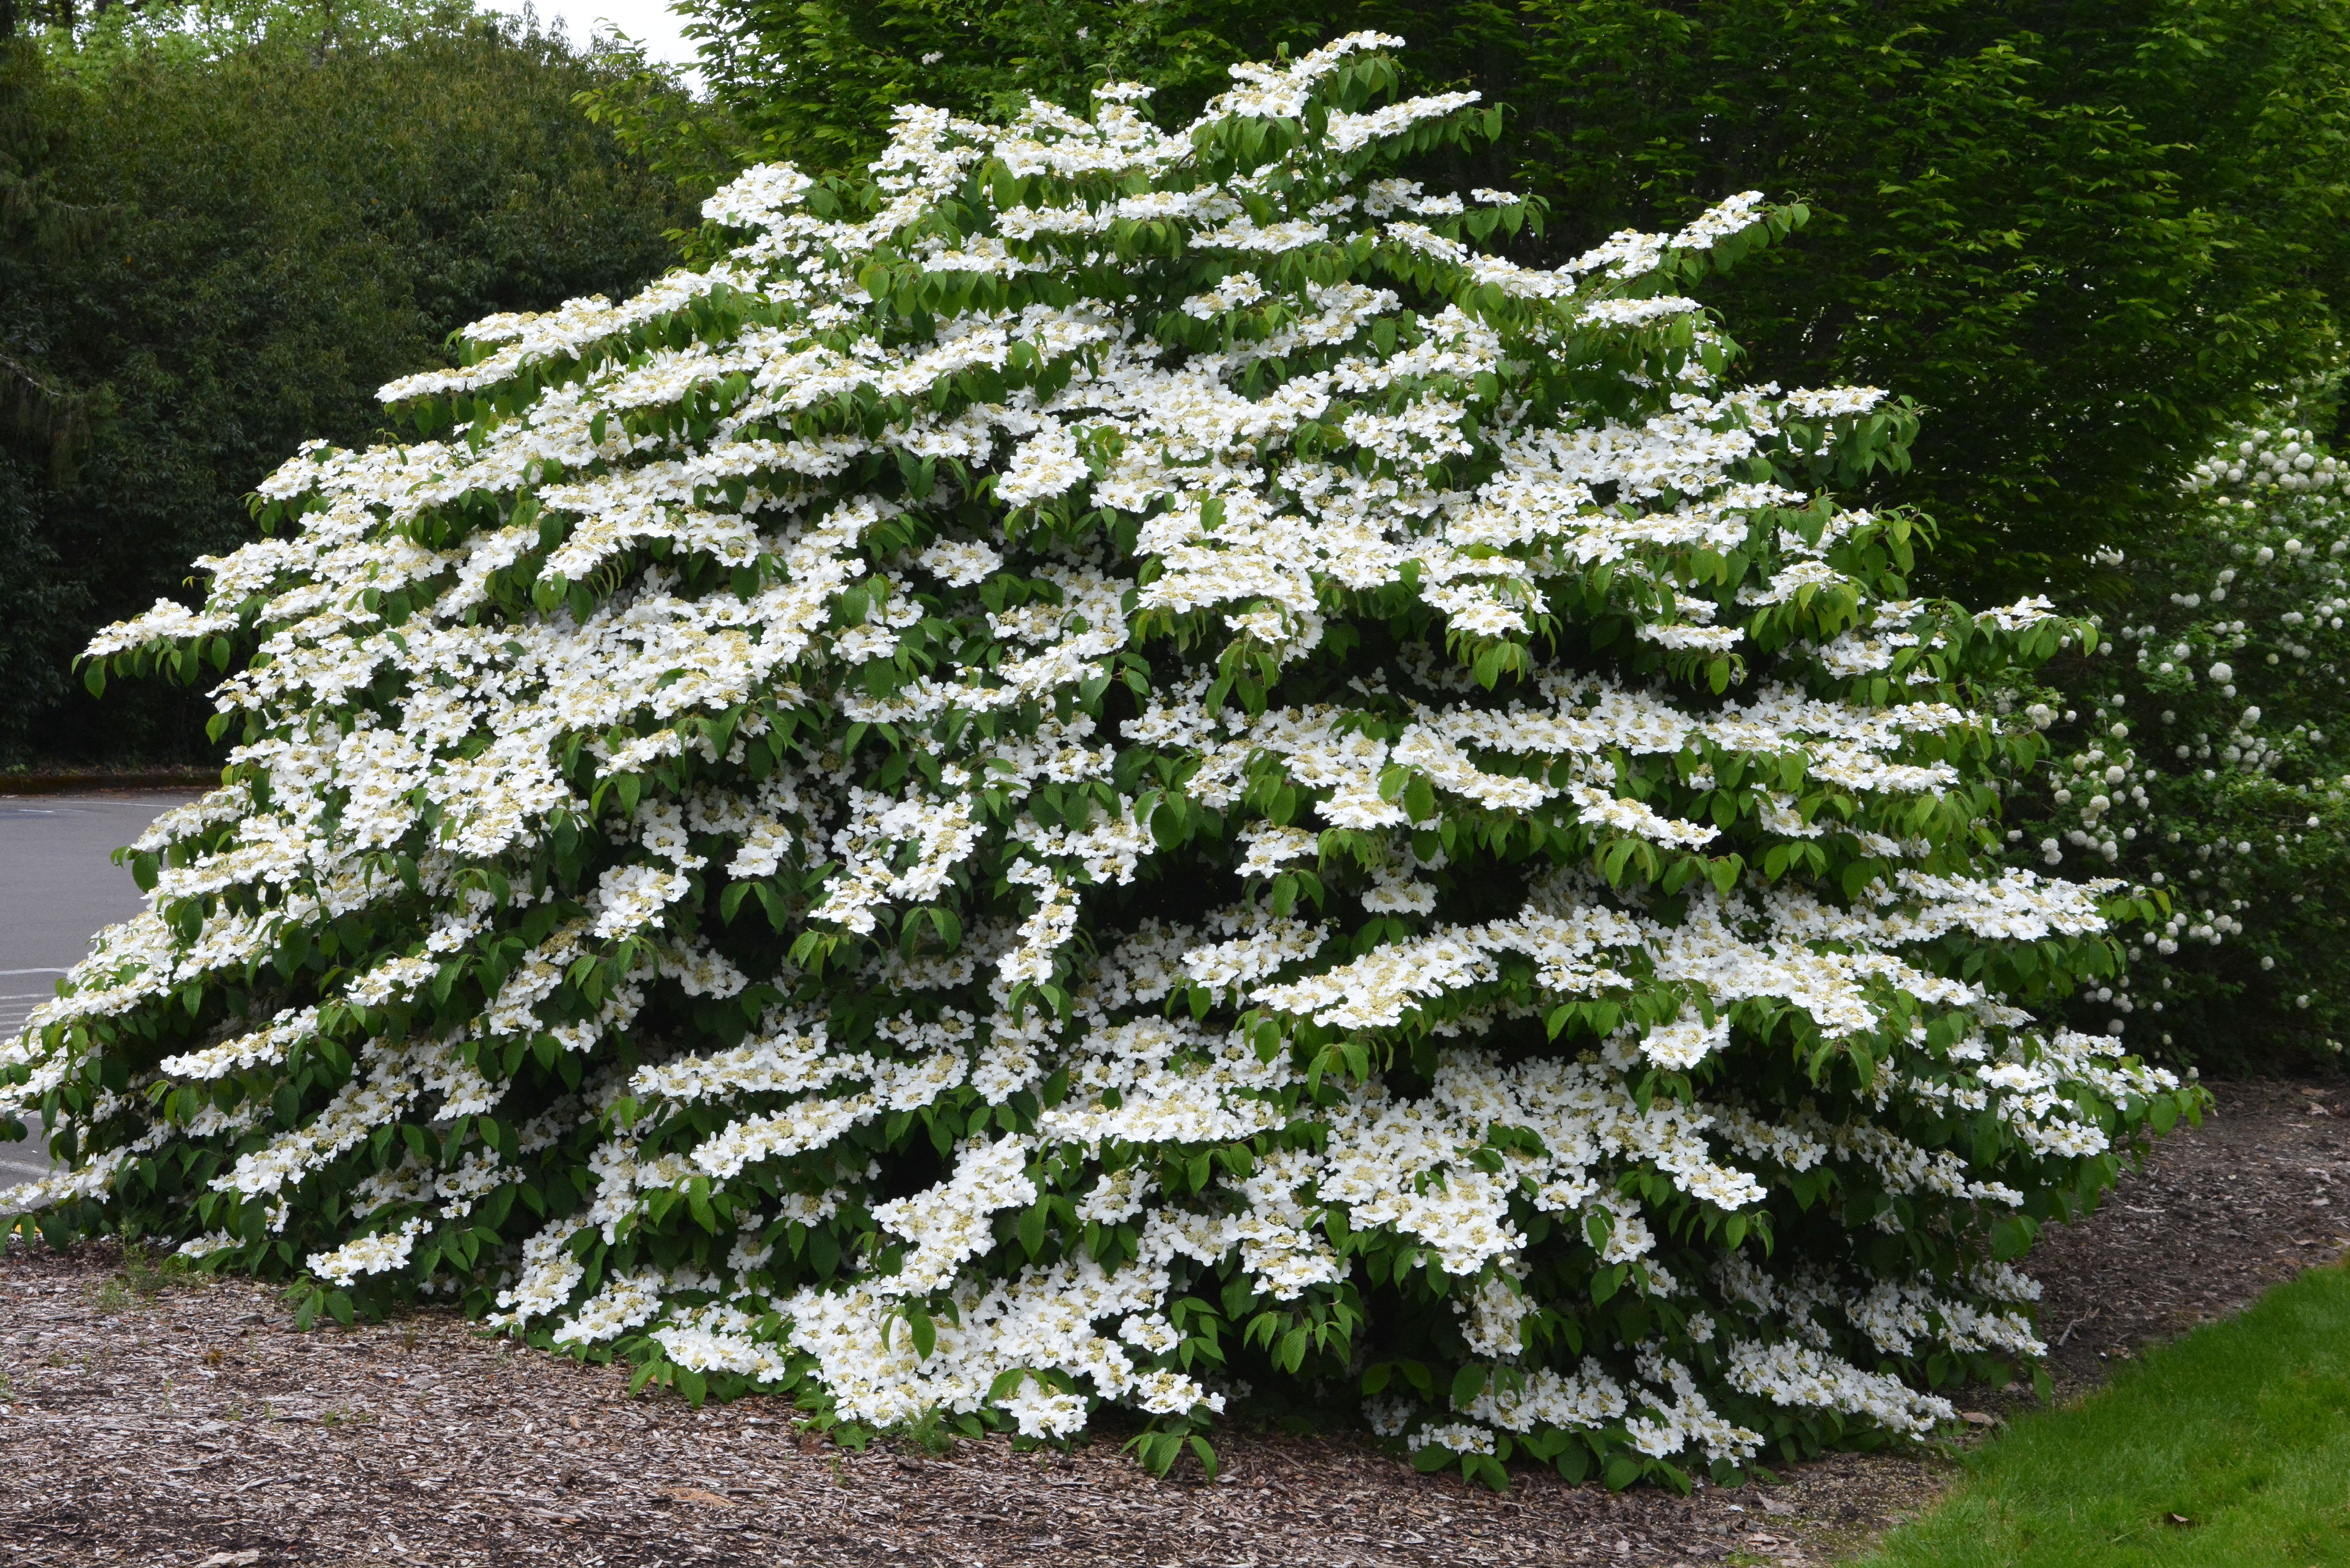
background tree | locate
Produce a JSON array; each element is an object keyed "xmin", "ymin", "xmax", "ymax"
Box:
[
  {"xmin": 0, "ymin": 38, "xmax": 99, "ymax": 742},
  {"xmin": 613, "ymin": 0, "xmax": 2350, "ymax": 599},
  {"xmin": 0, "ymin": 0, "xmax": 695, "ymax": 763}
]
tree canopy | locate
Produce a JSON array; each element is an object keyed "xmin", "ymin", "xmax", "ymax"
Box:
[{"xmin": 0, "ymin": 0, "xmax": 695, "ymax": 762}]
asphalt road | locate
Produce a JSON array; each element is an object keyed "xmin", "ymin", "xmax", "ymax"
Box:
[{"xmin": 3, "ymin": 792, "xmax": 195, "ymax": 1195}]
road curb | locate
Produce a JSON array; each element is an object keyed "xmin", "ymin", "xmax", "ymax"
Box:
[{"xmin": 1, "ymin": 772, "xmax": 218, "ymax": 797}]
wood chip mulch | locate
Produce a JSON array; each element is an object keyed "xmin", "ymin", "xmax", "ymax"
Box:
[
  {"xmin": 3, "ymin": 1077, "xmax": 2345, "ymax": 1568},
  {"xmin": 2014, "ymin": 1075, "xmax": 2350, "ymax": 1397}
]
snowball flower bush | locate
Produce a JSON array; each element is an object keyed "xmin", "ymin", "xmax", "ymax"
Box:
[
  {"xmin": 2001, "ymin": 393, "xmax": 2350, "ymax": 1070},
  {"xmin": 5, "ymin": 38, "xmax": 2197, "ymax": 1490}
]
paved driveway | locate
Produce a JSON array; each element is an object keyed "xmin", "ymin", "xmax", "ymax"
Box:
[{"xmin": 3, "ymin": 792, "xmax": 196, "ymax": 1194}]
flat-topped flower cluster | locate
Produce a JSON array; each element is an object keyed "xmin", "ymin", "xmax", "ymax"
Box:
[
  {"xmin": 2001, "ymin": 394, "xmax": 2350, "ymax": 1070},
  {"xmin": 5, "ymin": 36, "xmax": 2197, "ymax": 1490}
]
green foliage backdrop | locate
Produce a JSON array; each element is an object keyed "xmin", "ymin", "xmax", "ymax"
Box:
[{"xmin": 0, "ymin": 3, "xmax": 694, "ymax": 762}]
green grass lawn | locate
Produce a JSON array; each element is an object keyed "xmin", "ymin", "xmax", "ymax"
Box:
[{"xmin": 1849, "ymin": 1261, "xmax": 2350, "ymax": 1568}]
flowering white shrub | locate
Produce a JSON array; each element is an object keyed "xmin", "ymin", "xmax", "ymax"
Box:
[
  {"xmin": 5, "ymin": 36, "xmax": 2198, "ymax": 1491},
  {"xmin": 2002, "ymin": 393, "xmax": 2350, "ymax": 1069}
]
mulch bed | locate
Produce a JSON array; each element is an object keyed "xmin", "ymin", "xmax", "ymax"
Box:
[
  {"xmin": 3, "ymin": 1078, "xmax": 2345, "ymax": 1568},
  {"xmin": 2015, "ymin": 1076, "xmax": 2350, "ymax": 1394}
]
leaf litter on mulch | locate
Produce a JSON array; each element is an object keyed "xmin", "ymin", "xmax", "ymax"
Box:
[{"xmin": 2, "ymin": 1078, "xmax": 2344, "ymax": 1568}]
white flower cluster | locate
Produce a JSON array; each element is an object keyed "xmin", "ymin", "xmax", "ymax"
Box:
[{"xmin": 4, "ymin": 34, "xmax": 2195, "ymax": 1486}]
